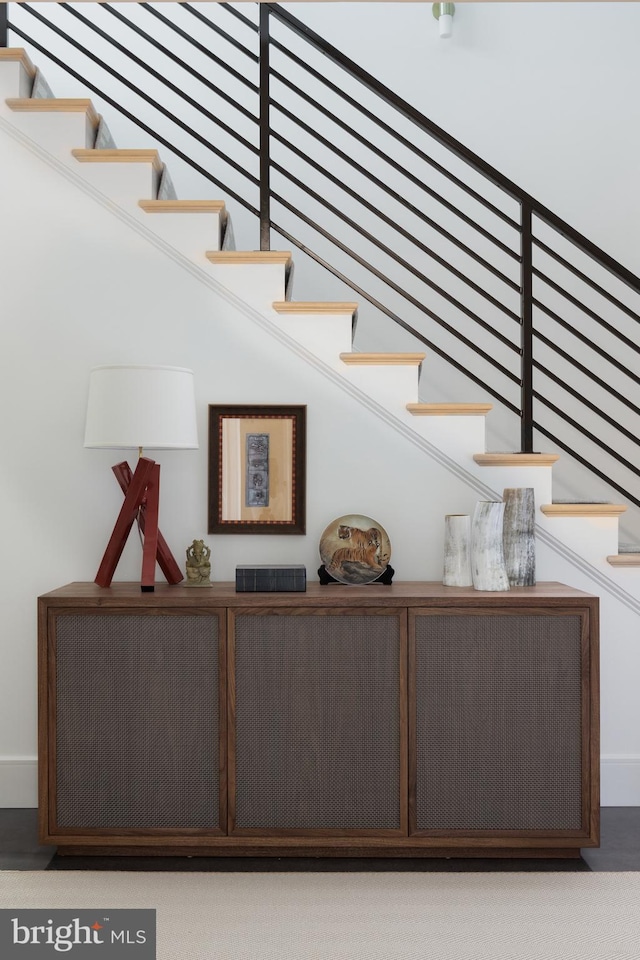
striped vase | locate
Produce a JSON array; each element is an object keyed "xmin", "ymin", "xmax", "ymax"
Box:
[
  {"xmin": 471, "ymin": 501, "xmax": 510, "ymax": 591},
  {"xmin": 502, "ymin": 487, "xmax": 536, "ymax": 587},
  {"xmin": 443, "ymin": 514, "xmax": 473, "ymax": 587}
]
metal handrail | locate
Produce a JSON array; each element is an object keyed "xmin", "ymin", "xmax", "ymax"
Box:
[
  {"xmin": 266, "ymin": 2, "xmax": 640, "ymax": 295},
  {"xmin": 4, "ymin": 1, "xmax": 640, "ymax": 514}
]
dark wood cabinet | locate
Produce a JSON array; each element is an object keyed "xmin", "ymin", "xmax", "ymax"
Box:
[{"xmin": 38, "ymin": 582, "xmax": 599, "ymax": 858}]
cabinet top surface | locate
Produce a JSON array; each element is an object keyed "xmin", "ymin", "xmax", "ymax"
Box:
[{"xmin": 39, "ymin": 581, "xmax": 597, "ymax": 607}]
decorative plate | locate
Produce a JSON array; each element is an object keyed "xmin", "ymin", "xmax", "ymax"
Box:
[{"xmin": 319, "ymin": 514, "xmax": 392, "ymax": 585}]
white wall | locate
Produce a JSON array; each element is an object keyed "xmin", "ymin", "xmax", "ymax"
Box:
[{"xmin": 288, "ymin": 1, "xmax": 640, "ymax": 272}]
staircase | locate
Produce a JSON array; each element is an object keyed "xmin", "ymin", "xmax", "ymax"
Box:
[{"xmin": 1, "ymin": 46, "xmax": 640, "ymax": 612}]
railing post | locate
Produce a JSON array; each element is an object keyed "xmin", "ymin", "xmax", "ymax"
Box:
[
  {"xmin": 520, "ymin": 201, "xmax": 534, "ymax": 453},
  {"xmin": 259, "ymin": 5, "xmax": 271, "ymax": 251},
  {"xmin": 0, "ymin": 4, "xmax": 8, "ymax": 47}
]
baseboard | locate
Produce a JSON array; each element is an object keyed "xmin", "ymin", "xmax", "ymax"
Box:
[
  {"xmin": 1, "ymin": 756, "xmax": 638, "ymax": 808},
  {"xmin": 0, "ymin": 756, "xmax": 37, "ymax": 807},
  {"xmin": 601, "ymin": 756, "xmax": 640, "ymax": 806}
]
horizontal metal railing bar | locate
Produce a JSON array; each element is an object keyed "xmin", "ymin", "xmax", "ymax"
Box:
[
  {"xmin": 534, "ymin": 235, "xmax": 640, "ymax": 325},
  {"xmin": 14, "ymin": 13, "xmax": 259, "ymax": 186},
  {"xmin": 533, "ymin": 389, "xmax": 640, "ymax": 479},
  {"xmin": 108, "ymin": 5, "xmax": 260, "ymax": 118},
  {"xmin": 268, "ymin": 3, "xmax": 640, "ymax": 297},
  {"xmin": 533, "ymin": 211, "xmax": 640, "ymax": 297},
  {"xmin": 271, "ymin": 129, "xmax": 519, "ymax": 321},
  {"xmin": 533, "ymin": 266, "xmax": 640, "ymax": 353},
  {"xmin": 8, "ymin": 23, "xmax": 260, "ymax": 217},
  {"xmin": 534, "ymin": 327, "xmax": 640, "ymax": 417},
  {"xmin": 271, "ymin": 220, "xmax": 521, "ymax": 414},
  {"xmin": 533, "ymin": 297, "xmax": 640, "ymax": 388},
  {"xmin": 532, "ymin": 360, "xmax": 640, "ymax": 448},
  {"xmin": 532, "ymin": 422, "xmax": 640, "ymax": 509},
  {"xmin": 59, "ymin": 4, "xmax": 258, "ymax": 152},
  {"xmin": 271, "ymin": 158, "xmax": 519, "ymax": 350},
  {"xmin": 270, "ymin": 69, "xmax": 520, "ymax": 264},
  {"xmin": 267, "ymin": 3, "xmax": 524, "ymax": 202},
  {"xmin": 268, "ymin": 37, "xmax": 519, "ymax": 232},
  {"xmin": 271, "ymin": 190, "xmax": 520, "ymax": 384},
  {"xmin": 138, "ymin": 3, "xmax": 258, "ymax": 95},
  {"xmin": 219, "ymin": 1, "xmax": 259, "ymax": 34},
  {"xmin": 181, "ymin": 4, "xmax": 259, "ymax": 63},
  {"xmin": 271, "ymin": 98, "xmax": 520, "ymax": 293}
]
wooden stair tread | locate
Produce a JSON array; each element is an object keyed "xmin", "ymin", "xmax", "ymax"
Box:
[
  {"xmin": 206, "ymin": 251, "xmax": 292, "ymax": 265},
  {"xmin": 608, "ymin": 554, "xmax": 640, "ymax": 566},
  {"xmin": 474, "ymin": 453, "xmax": 560, "ymax": 467},
  {"xmin": 340, "ymin": 352, "xmax": 425, "ymax": 366},
  {"xmin": 273, "ymin": 301, "xmax": 358, "ymax": 315},
  {"xmin": 139, "ymin": 200, "xmax": 226, "ymax": 214},
  {"xmin": 541, "ymin": 503, "xmax": 627, "ymax": 517},
  {"xmin": 6, "ymin": 98, "xmax": 99, "ymax": 127},
  {"xmin": 0, "ymin": 49, "xmax": 36, "ymax": 77},
  {"xmin": 71, "ymin": 148, "xmax": 163, "ymax": 174},
  {"xmin": 407, "ymin": 403, "xmax": 492, "ymax": 416}
]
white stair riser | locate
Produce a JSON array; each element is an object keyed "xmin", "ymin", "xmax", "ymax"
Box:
[
  {"xmin": 71, "ymin": 161, "xmax": 160, "ymax": 205},
  {"xmin": 341, "ymin": 363, "xmax": 421, "ymax": 411},
  {"xmin": 272, "ymin": 313, "xmax": 354, "ymax": 365},
  {"xmin": 205, "ymin": 263, "xmax": 288, "ymax": 304},
  {"xmin": 602, "ymin": 567, "xmax": 640, "ymax": 588},
  {"xmin": 538, "ymin": 514, "xmax": 621, "ymax": 565},
  {"xmin": 0, "ymin": 63, "xmax": 32, "ymax": 100},
  {"xmin": 402, "ymin": 413, "xmax": 487, "ymax": 464},
  {"xmin": 2, "ymin": 110, "xmax": 94, "ymax": 154},
  {"xmin": 135, "ymin": 211, "xmax": 224, "ymax": 262},
  {"xmin": 467, "ymin": 463, "xmax": 554, "ymax": 507}
]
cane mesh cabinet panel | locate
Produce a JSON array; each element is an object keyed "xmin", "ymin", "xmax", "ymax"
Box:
[
  {"xmin": 54, "ymin": 613, "xmax": 222, "ymax": 831},
  {"xmin": 38, "ymin": 582, "xmax": 598, "ymax": 857},
  {"xmin": 411, "ymin": 610, "xmax": 585, "ymax": 835},
  {"xmin": 230, "ymin": 608, "xmax": 405, "ymax": 834},
  {"xmin": 39, "ymin": 593, "xmax": 227, "ymax": 850}
]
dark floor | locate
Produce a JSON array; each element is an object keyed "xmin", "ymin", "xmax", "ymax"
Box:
[{"xmin": 2, "ymin": 808, "xmax": 639, "ymax": 871}]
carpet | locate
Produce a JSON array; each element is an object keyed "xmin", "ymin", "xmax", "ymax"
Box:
[{"xmin": 1, "ymin": 871, "xmax": 639, "ymax": 959}]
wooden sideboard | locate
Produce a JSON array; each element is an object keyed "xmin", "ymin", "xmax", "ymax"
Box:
[{"xmin": 38, "ymin": 581, "xmax": 599, "ymax": 858}]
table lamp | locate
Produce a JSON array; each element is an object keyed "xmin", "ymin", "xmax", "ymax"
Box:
[{"xmin": 84, "ymin": 364, "xmax": 198, "ymax": 591}]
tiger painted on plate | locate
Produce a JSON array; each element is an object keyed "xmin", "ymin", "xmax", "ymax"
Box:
[{"xmin": 329, "ymin": 524, "xmax": 384, "ymax": 574}]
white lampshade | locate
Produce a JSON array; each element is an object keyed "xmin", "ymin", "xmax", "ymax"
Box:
[{"xmin": 84, "ymin": 364, "xmax": 199, "ymax": 450}]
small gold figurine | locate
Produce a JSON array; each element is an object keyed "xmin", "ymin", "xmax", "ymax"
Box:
[{"xmin": 185, "ymin": 539, "xmax": 212, "ymax": 587}]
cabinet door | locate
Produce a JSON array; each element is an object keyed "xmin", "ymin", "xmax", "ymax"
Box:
[
  {"xmin": 46, "ymin": 609, "xmax": 226, "ymax": 838},
  {"xmin": 410, "ymin": 607, "xmax": 597, "ymax": 842},
  {"xmin": 230, "ymin": 607, "xmax": 407, "ymax": 835}
]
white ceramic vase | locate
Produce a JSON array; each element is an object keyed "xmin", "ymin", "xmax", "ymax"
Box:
[
  {"xmin": 443, "ymin": 514, "xmax": 472, "ymax": 587},
  {"xmin": 502, "ymin": 487, "xmax": 536, "ymax": 587},
  {"xmin": 471, "ymin": 501, "xmax": 510, "ymax": 591}
]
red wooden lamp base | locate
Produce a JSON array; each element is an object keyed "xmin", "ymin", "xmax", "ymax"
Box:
[{"xmin": 94, "ymin": 457, "xmax": 183, "ymax": 591}]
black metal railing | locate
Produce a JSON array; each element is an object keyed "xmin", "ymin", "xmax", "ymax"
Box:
[{"xmin": 3, "ymin": 2, "xmax": 640, "ymax": 511}]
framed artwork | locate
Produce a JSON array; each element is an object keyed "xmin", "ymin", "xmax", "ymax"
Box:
[{"xmin": 208, "ymin": 405, "xmax": 306, "ymax": 535}]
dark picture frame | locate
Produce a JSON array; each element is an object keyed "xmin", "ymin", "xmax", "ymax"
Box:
[{"xmin": 208, "ymin": 404, "xmax": 306, "ymax": 535}]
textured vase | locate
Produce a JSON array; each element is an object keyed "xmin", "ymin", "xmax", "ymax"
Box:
[
  {"xmin": 443, "ymin": 514, "xmax": 472, "ymax": 586},
  {"xmin": 471, "ymin": 501, "xmax": 510, "ymax": 591},
  {"xmin": 502, "ymin": 487, "xmax": 536, "ymax": 587}
]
